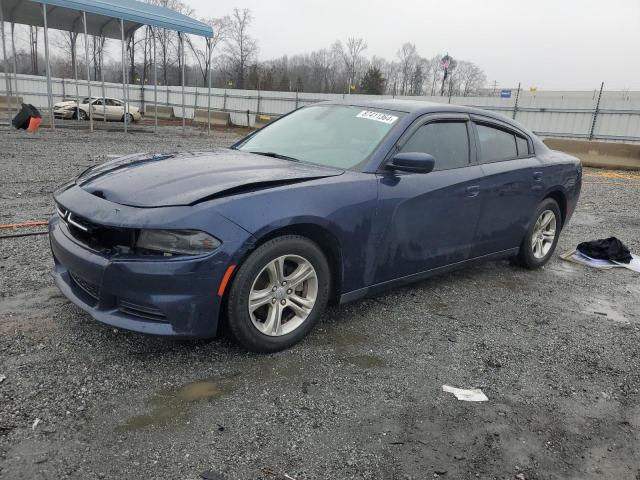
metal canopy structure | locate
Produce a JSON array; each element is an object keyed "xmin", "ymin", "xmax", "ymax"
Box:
[
  {"xmin": 1, "ymin": 0, "xmax": 213, "ymax": 39},
  {"xmin": 1, "ymin": 0, "xmax": 214, "ymax": 133}
]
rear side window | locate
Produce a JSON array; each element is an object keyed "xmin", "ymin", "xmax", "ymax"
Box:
[
  {"xmin": 400, "ymin": 121, "xmax": 469, "ymax": 171},
  {"xmin": 516, "ymin": 135, "xmax": 529, "ymax": 156},
  {"xmin": 476, "ymin": 124, "xmax": 517, "ymax": 162}
]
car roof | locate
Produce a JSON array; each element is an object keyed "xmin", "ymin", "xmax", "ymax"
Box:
[{"xmin": 320, "ymin": 98, "xmax": 519, "ymax": 127}]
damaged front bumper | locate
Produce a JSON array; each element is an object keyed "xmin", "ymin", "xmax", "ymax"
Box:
[
  {"xmin": 49, "ymin": 186, "xmax": 254, "ymax": 337},
  {"xmin": 54, "ymin": 109, "xmax": 76, "ymax": 119}
]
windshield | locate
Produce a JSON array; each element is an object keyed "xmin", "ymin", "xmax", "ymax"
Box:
[{"xmin": 236, "ymin": 105, "xmax": 404, "ymax": 170}]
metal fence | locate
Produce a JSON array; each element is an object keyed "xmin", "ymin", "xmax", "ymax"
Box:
[{"xmin": 3, "ymin": 73, "xmax": 640, "ymax": 143}]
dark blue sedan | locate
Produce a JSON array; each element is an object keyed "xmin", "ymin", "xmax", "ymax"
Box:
[{"xmin": 49, "ymin": 100, "xmax": 582, "ymax": 352}]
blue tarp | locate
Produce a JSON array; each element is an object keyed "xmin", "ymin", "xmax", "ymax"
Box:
[{"xmin": 1, "ymin": 0, "xmax": 214, "ymax": 38}]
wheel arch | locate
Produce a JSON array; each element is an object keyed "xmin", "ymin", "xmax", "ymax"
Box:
[
  {"xmin": 235, "ymin": 223, "xmax": 344, "ymax": 305},
  {"xmin": 543, "ymin": 189, "xmax": 567, "ymax": 227}
]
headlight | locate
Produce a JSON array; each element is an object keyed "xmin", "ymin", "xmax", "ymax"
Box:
[{"xmin": 136, "ymin": 229, "xmax": 220, "ymax": 256}]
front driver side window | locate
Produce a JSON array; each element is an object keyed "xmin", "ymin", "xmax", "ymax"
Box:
[{"xmin": 399, "ymin": 121, "xmax": 470, "ymax": 171}]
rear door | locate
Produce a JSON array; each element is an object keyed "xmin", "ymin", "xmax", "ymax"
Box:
[
  {"xmin": 374, "ymin": 114, "xmax": 484, "ymax": 283},
  {"xmin": 470, "ymin": 117, "xmax": 543, "ymax": 256}
]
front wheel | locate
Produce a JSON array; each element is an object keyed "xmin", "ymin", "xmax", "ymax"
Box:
[
  {"xmin": 226, "ymin": 235, "xmax": 331, "ymax": 353},
  {"xmin": 516, "ymin": 198, "xmax": 561, "ymax": 269},
  {"xmin": 78, "ymin": 109, "xmax": 88, "ymax": 121}
]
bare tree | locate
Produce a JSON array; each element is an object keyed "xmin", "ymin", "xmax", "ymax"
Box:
[
  {"xmin": 224, "ymin": 8, "xmax": 258, "ymax": 88},
  {"xmin": 397, "ymin": 42, "xmax": 417, "ymax": 95},
  {"xmin": 186, "ymin": 16, "xmax": 230, "ymax": 85},
  {"xmin": 91, "ymin": 34, "xmax": 107, "ymax": 81},
  {"xmin": 146, "ymin": 0, "xmax": 192, "ymax": 85},
  {"xmin": 451, "ymin": 61, "xmax": 486, "ymax": 96},
  {"xmin": 54, "ymin": 31, "xmax": 79, "ymax": 79},
  {"xmin": 335, "ymin": 37, "xmax": 367, "ymax": 93}
]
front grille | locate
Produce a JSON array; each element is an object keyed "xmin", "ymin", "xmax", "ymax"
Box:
[
  {"xmin": 57, "ymin": 203, "xmax": 136, "ymax": 254},
  {"xmin": 70, "ymin": 272, "xmax": 100, "ymax": 300},
  {"xmin": 118, "ymin": 299, "xmax": 167, "ymax": 322}
]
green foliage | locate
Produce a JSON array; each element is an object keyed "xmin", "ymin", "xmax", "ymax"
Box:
[{"xmin": 360, "ymin": 66, "xmax": 386, "ymax": 95}]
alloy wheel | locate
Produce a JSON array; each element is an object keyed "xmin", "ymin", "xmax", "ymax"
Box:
[
  {"xmin": 531, "ymin": 209, "xmax": 557, "ymax": 259},
  {"xmin": 248, "ymin": 254, "xmax": 318, "ymax": 336}
]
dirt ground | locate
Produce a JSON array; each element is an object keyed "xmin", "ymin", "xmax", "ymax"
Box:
[{"xmin": 1, "ymin": 126, "xmax": 639, "ymax": 480}]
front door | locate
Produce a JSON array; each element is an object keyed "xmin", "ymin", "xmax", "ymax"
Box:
[
  {"xmin": 373, "ymin": 116, "xmax": 484, "ymax": 284},
  {"xmin": 91, "ymin": 99, "xmax": 105, "ymax": 119}
]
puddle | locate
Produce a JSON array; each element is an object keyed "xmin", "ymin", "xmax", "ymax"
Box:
[
  {"xmin": 583, "ymin": 299, "xmax": 629, "ymax": 324},
  {"xmin": 571, "ymin": 211, "xmax": 602, "ymax": 227},
  {"xmin": 426, "ymin": 300, "xmax": 449, "ymax": 312},
  {"xmin": 548, "ymin": 261, "xmax": 580, "ymax": 278},
  {"xmin": 119, "ymin": 377, "xmax": 235, "ymax": 431},
  {"xmin": 495, "ymin": 277, "xmax": 519, "ymax": 292},
  {"xmin": 0, "ymin": 286, "xmax": 62, "ymax": 316},
  {"xmin": 312, "ymin": 328, "xmax": 368, "ymax": 348},
  {"xmin": 344, "ymin": 354, "xmax": 385, "ymax": 368}
]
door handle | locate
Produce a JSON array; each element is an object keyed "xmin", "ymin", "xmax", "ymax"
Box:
[
  {"xmin": 533, "ymin": 171, "xmax": 543, "ymax": 181},
  {"xmin": 465, "ymin": 185, "xmax": 480, "ymax": 198}
]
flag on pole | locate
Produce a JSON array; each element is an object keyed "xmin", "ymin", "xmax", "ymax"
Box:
[{"xmin": 441, "ymin": 54, "xmax": 451, "ymax": 81}]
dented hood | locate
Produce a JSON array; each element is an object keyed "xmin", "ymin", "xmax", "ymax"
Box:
[{"xmin": 76, "ymin": 148, "xmax": 344, "ymax": 207}]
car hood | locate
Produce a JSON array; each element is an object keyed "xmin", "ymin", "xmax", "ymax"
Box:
[
  {"xmin": 75, "ymin": 148, "xmax": 344, "ymax": 207},
  {"xmin": 54, "ymin": 100, "xmax": 77, "ymax": 108}
]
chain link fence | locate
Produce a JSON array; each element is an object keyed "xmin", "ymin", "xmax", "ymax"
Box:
[{"xmin": 3, "ymin": 73, "xmax": 640, "ymax": 143}]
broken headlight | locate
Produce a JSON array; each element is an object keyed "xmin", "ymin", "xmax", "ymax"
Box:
[{"xmin": 136, "ymin": 229, "xmax": 220, "ymax": 256}]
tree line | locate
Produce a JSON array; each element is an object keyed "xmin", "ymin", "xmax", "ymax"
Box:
[{"xmin": 3, "ymin": 2, "xmax": 487, "ymax": 97}]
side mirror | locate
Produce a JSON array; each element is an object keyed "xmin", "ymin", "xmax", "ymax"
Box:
[{"xmin": 389, "ymin": 152, "xmax": 435, "ymax": 173}]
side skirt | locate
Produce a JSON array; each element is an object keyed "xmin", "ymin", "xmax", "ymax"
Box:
[{"xmin": 339, "ymin": 247, "xmax": 520, "ymax": 304}]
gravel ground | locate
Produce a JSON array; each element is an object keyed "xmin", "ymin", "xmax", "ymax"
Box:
[{"xmin": 1, "ymin": 126, "xmax": 639, "ymax": 480}]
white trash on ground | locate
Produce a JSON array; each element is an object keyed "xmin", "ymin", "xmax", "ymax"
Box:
[
  {"xmin": 442, "ymin": 385, "xmax": 489, "ymax": 402},
  {"xmin": 561, "ymin": 250, "xmax": 640, "ymax": 273}
]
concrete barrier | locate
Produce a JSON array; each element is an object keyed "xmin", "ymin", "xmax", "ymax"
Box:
[
  {"xmin": 0, "ymin": 95, "xmax": 23, "ymax": 110},
  {"xmin": 144, "ymin": 104, "xmax": 175, "ymax": 120},
  {"xmin": 193, "ymin": 109, "xmax": 230, "ymax": 127},
  {"xmin": 255, "ymin": 114, "xmax": 280, "ymax": 129},
  {"xmin": 543, "ymin": 138, "xmax": 640, "ymax": 171}
]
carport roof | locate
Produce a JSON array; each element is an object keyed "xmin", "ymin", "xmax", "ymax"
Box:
[{"xmin": 1, "ymin": 0, "xmax": 214, "ymax": 39}]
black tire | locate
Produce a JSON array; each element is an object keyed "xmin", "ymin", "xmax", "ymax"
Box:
[
  {"xmin": 226, "ymin": 235, "xmax": 331, "ymax": 353},
  {"xmin": 516, "ymin": 198, "xmax": 562, "ymax": 269},
  {"xmin": 78, "ymin": 109, "xmax": 88, "ymax": 121},
  {"xmin": 122, "ymin": 113, "xmax": 133, "ymax": 124}
]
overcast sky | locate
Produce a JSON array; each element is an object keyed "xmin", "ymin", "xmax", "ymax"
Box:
[{"xmin": 189, "ymin": 0, "xmax": 640, "ymax": 90}]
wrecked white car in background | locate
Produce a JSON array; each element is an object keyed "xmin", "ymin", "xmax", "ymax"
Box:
[{"xmin": 54, "ymin": 97, "xmax": 142, "ymax": 123}]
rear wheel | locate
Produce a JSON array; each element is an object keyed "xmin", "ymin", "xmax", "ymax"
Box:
[
  {"xmin": 516, "ymin": 198, "xmax": 561, "ymax": 269},
  {"xmin": 226, "ymin": 235, "xmax": 330, "ymax": 353}
]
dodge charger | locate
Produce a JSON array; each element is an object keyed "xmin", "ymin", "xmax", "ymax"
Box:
[{"xmin": 49, "ymin": 100, "xmax": 582, "ymax": 352}]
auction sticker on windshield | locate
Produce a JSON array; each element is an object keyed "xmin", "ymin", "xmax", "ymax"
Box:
[{"xmin": 356, "ymin": 110, "xmax": 398, "ymax": 124}]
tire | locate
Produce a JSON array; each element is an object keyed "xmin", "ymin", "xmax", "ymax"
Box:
[
  {"xmin": 226, "ymin": 235, "xmax": 331, "ymax": 353},
  {"xmin": 122, "ymin": 113, "xmax": 134, "ymax": 124},
  {"xmin": 78, "ymin": 109, "xmax": 88, "ymax": 121},
  {"xmin": 516, "ymin": 198, "xmax": 562, "ymax": 269}
]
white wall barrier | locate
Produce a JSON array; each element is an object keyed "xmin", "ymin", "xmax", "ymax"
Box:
[{"xmin": 3, "ymin": 73, "xmax": 640, "ymax": 142}]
